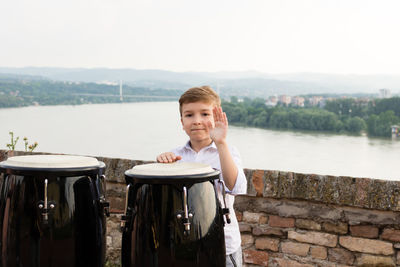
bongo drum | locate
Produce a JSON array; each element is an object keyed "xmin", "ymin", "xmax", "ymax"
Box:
[
  {"xmin": 0, "ymin": 155, "xmax": 109, "ymax": 267},
  {"xmin": 121, "ymin": 162, "xmax": 226, "ymax": 267}
]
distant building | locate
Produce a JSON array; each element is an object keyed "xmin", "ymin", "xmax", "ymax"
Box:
[
  {"xmin": 309, "ymin": 96, "xmax": 323, "ymax": 106},
  {"xmin": 266, "ymin": 95, "xmax": 278, "ymax": 107},
  {"xmin": 392, "ymin": 125, "xmax": 399, "ymax": 139},
  {"xmin": 379, "ymin": 88, "xmax": 391, "ymax": 98},
  {"xmin": 278, "ymin": 95, "xmax": 291, "ymax": 106},
  {"xmin": 291, "ymin": 96, "xmax": 305, "ymax": 107},
  {"xmin": 355, "ymin": 98, "xmax": 371, "ymax": 107}
]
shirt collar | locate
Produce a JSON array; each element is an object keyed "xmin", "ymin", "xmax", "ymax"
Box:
[{"xmin": 184, "ymin": 140, "xmax": 217, "ymax": 152}]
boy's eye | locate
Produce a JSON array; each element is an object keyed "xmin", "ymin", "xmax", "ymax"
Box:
[
  {"xmin": 202, "ymin": 113, "xmax": 210, "ymax": 116},
  {"xmin": 185, "ymin": 114, "xmax": 192, "ymax": 117}
]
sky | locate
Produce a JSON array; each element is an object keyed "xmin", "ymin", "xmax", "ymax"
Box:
[{"xmin": 1, "ymin": 0, "xmax": 400, "ymax": 75}]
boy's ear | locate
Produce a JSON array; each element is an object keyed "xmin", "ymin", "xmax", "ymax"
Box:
[{"xmin": 180, "ymin": 117, "xmax": 184, "ymax": 127}]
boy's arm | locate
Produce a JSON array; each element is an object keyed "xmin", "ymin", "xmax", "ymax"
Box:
[{"xmin": 208, "ymin": 106, "xmax": 238, "ymax": 191}]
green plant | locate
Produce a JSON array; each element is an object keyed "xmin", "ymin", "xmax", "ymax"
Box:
[
  {"xmin": 23, "ymin": 136, "xmax": 38, "ymax": 152},
  {"xmin": 6, "ymin": 131, "xmax": 38, "ymax": 152},
  {"xmin": 6, "ymin": 131, "xmax": 19, "ymax": 150}
]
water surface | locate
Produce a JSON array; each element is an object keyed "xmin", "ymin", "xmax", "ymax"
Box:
[{"xmin": 1, "ymin": 102, "xmax": 398, "ymax": 180}]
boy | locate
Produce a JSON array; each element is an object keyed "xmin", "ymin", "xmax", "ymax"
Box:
[{"xmin": 157, "ymin": 86, "xmax": 247, "ymax": 267}]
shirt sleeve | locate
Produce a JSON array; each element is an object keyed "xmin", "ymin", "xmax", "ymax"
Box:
[{"xmin": 224, "ymin": 145, "xmax": 247, "ymax": 195}]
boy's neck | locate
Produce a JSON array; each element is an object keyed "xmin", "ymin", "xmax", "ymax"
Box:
[{"xmin": 189, "ymin": 139, "xmax": 213, "ymax": 152}]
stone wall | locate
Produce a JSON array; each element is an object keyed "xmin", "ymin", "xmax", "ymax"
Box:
[{"xmin": 1, "ymin": 150, "xmax": 400, "ymax": 266}]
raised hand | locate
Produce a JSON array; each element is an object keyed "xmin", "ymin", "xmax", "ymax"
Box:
[{"xmin": 208, "ymin": 106, "xmax": 228, "ymax": 145}]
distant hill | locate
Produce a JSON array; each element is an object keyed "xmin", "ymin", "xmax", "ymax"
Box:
[{"xmin": 1, "ymin": 67, "xmax": 400, "ymax": 97}]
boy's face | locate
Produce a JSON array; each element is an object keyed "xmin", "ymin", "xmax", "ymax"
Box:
[{"xmin": 180, "ymin": 101, "xmax": 215, "ymax": 144}]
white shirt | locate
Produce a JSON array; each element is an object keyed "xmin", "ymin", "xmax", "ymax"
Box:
[{"xmin": 171, "ymin": 141, "xmax": 247, "ymax": 255}]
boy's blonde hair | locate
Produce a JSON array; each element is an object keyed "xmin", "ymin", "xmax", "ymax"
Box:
[{"xmin": 179, "ymin": 86, "xmax": 221, "ymax": 116}]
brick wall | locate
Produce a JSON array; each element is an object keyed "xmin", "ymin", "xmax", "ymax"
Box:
[{"xmin": 1, "ymin": 150, "xmax": 400, "ymax": 267}]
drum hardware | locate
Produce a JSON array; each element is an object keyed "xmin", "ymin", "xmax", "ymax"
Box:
[
  {"xmin": 98, "ymin": 175, "xmax": 110, "ymax": 217},
  {"xmin": 121, "ymin": 184, "xmax": 131, "ymax": 231},
  {"xmin": 175, "ymin": 186, "xmax": 194, "ymax": 235},
  {"xmin": 121, "ymin": 183, "xmax": 139, "ymax": 232},
  {"xmin": 99, "ymin": 197, "xmax": 110, "ymax": 217},
  {"xmin": 182, "ymin": 186, "xmax": 191, "ymax": 233},
  {"xmin": 37, "ymin": 179, "xmax": 56, "ymax": 224},
  {"xmin": 218, "ymin": 179, "xmax": 231, "ymax": 224}
]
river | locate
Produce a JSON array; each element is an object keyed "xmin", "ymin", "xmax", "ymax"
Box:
[{"xmin": 0, "ymin": 102, "xmax": 399, "ymax": 180}]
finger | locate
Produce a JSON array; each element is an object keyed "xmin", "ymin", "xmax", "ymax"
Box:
[
  {"xmin": 215, "ymin": 106, "xmax": 222, "ymax": 122},
  {"xmin": 176, "ymin": 155, "xmax": 182, "ymax": 161},
  {"xmin": 206, "ymin": 120, "xmax": 213, "ymax": 131},
  {"xmin": 167, "ymin": 154, "xmax": 174, "ymax": 163},
  {"xmin": 223, "ymin": 112, "xmax": 228, "ymax": 125},
  {"xmin": 218, "ymin": 107, "xmax": 224, "ymax": 122},
  {"xmin": 212, "ymin": 107, "xmax": 218, "ymax": 122}
]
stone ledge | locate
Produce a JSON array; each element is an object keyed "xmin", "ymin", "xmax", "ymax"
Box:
[
  {"xmin": 2, "ymin": 150, "xmax": 400, "ymax": 212},
  {"xmin": 245, "ymin": 168, "xmax": 400, "ymax": 212}
]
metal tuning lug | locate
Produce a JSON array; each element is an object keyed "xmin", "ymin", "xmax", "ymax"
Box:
[
  {"xmin": 37, "ymin": 179, "xmax": 56, "ymax": 224},
  {"xmin": 182, "ymin": 186, "xmax": 191, "ymax": 234}
]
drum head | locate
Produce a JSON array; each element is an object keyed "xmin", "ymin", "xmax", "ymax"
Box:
[
  {"xmin": 0, "ymin": 155, "xmax": 102, "ymax": 172},
  {"xmin": 125, "ymin": 162, "xmax": 220, "ymax": 184}
]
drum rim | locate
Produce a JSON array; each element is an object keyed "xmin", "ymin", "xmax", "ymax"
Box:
[
  {"xmin": 124, "ymin": 169, "xmax": 220, "ymax": 184},
  {"xmin": 0, "ymin": 161, "xmax": 106, "ymax": 174}
]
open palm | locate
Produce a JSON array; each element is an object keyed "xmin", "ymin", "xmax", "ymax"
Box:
[{"xmin": 209, "ymin": 107, "xmax": 228, "ymax": 144}]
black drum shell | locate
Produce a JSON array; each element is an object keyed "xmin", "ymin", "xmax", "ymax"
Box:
[
  {"xmin": 0, "ymin": 163, "xmax": 107, "ymax": 267},
  {"xmin": 122, "ymin": 172, "xmax": 226, "ymax": 267}
]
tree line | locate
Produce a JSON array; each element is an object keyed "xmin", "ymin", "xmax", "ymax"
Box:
[
  {"xmin": 222, "ymin": 97, "xmax": 400, "ymax": 138},
  {"xmin": 0, "ymin": 78, "xmax": 182, "ymax": 108}
]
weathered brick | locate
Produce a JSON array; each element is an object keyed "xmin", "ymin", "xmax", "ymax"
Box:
[
  {"xmin": 236, "ymin": 211, "xmax": 243, "ymax": 222},
  {"xmin": 234, "ymin": 196, "xmax": 342, "ymax": 221},
  {"xmin": 259, "ymin": 214, "xmax": 268, "ymax": 224},
  {"xmin": 243, "ymin": 211, "xmax": 266, "ymax": 224},
  {"xmin": 251, "ymin": 169, "xmax": 265, "ymax": 197},
  {"xmin": 328, "ymin": 248, "xmax": 355, "ymax": 265},
  {"xmin": 281, "ymin": 241, "xmax": 310, "ymax": 256},
  {"xmin": 343, "ymin": 206, "xmax": 400, "ymax": 225},
  {"xmin": 253, "ymin": 226, "xmax": 285, "ymax": 237},
  {"xmin": 381, "ymin": 228, "xmax": 400, "ymax": 242},
  {"xmin": 310, "ymin": 246, "xmax": 327, "ymax": 260},
  {"xmin": 339, "ymin": 236, "xmax": 394, "ymax": 255},
  {"xmin": 241, "ymin": 234, "xmax": 254, "ymax": 249},
  {"xmin": 295, "ymin": 219, "xmax": 321, "ymax": 231},
  {"xmin": 239, "ymin": 223, "xmax": 252, "ymax": 233},
  {"xmin": 255, "ymin": 237, "xmax": 279, "ymax": 251},
  {"xmin": 350, "ymin": 225, "xmax": 379, "ymax": 238},
  {"xmin": 288, "ymin": 230, "xmax": 337, "ymax": 247},
  {"xmin": 269, "ymin": 215, "xmax": 295, "ymax": 228},
  {"xmin": 108, "ymin": 196, "xmax": 125, "ymax": 213},
  {"xmin": 243, "ymin": 249, "xmax": 268, "ymax": 266},
  {"xmin": 356, "ymin": 254, "xmax": 395, "ymax": 267},
  {"xmin": 322, "ymin": 221, "xmax": 348, "ymax": 234},
  {"xmin": 271, "ymin": 258, "xmax": 313, "ymax": 267},
  {"xmin": 397, "ymin": 251, "xmax": 400, "ymax": 266}
]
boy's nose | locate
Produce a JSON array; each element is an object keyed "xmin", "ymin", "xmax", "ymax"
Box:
[{"xmin": 193, "ymin": 115, "xmax": 202, "ymax": 124}]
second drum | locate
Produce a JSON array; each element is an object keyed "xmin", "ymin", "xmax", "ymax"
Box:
[{"xmin": 121, "ymin": 162, "xmax": 226, "ymax": 267}]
